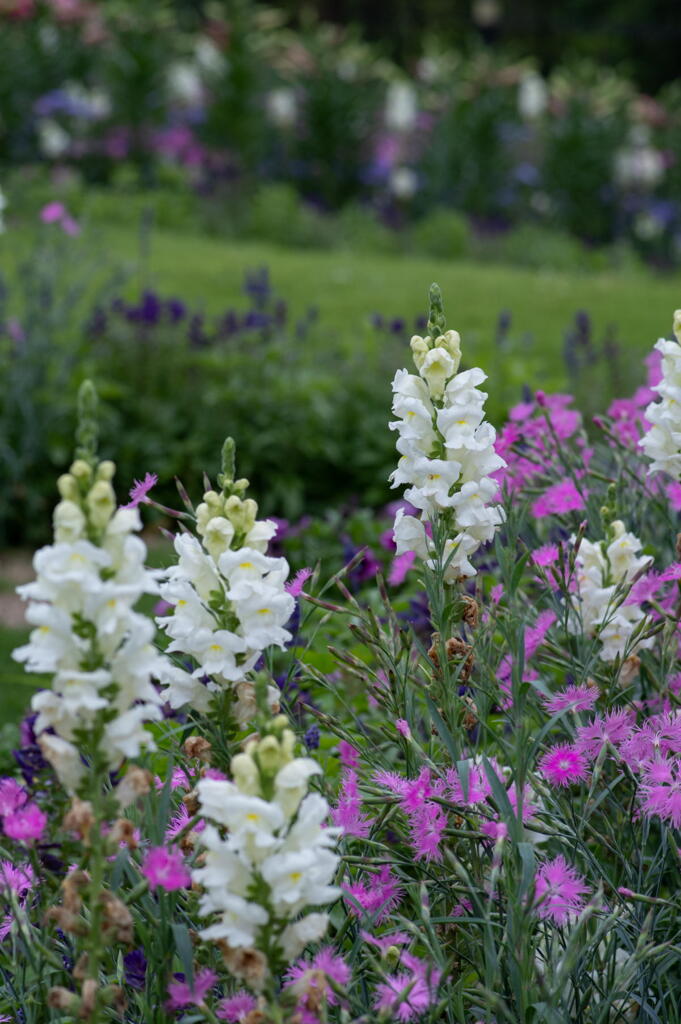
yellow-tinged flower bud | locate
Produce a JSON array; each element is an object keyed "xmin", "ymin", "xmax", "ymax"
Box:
[
  {"xmin": 96, "ymin": 460, "xmax": 116, "ymax": 482},
  {"xmin": 224, "ymin": 495, "xmax": 257, "ymax": 534},
  {"xmin": 256, "ymin": 735, "xmax": 282, "ymax": 774},
  {"xmin": 241, "ymin": 498, "xmax": 257, "ymax": 532},
  {"xmin": 57, "ymin": 474, "xmax": 79, "ymax": 501},
  {"xmin": 384, "ymin": 945, "xmax": 401, "ymax": 968},
  {"xmin": 281, "ymin": 728, "xmax": 296, "ymax": 761},
  {"xmin": 272, "ymin": 714, "xmax": 289, "ymax": 732},
  {"xmin": 195, "ymin": 503, "xmax": 211, "ymax": 537},
  {"xmin": 70, "ymin": 459, "xmax": 92, "ymax": 481},
  {"xmin": 674, "ymin": 309, "xmax": 681, "ymax": 343},
  {"xmin": 202, "ymin": 516, "xmax": 235, "ymax": 560},
  {"xmin": 85, "ymin": 480, "xmax": 116, "ymax": 530},
  {"xmin": 410, "ymin": 334, "xmax": 430, "ymax": 371},
  {"xmin": 54, "ymin": 500, "xmax": 86, "ymax": 543},
  {"xmin": 231, "ymin": 752, "xmax": 260, "ymax": 796},
  {"xmin": 440, "ymin": 329, "xmax": 462, "ymax": 373},
  {"xmin": 202, "ymin": 490, "xmax": 223, "ymax": 512}
]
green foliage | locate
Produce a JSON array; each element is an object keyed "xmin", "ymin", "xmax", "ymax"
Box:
[{"xmin": 410, "ymin": 208, "xmax": 470, "ymax": 260}]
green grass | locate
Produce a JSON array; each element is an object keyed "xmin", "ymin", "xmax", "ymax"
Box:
[
  {"xmin": 99, "ymin": 224, "xmax": 681, "ymax": 377},
  {"xmin": 0, "ymin": 627, "xmax": 40, "ymax": 723}
]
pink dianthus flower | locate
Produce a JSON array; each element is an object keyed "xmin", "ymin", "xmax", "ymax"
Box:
[
  {"xmin": 142, "ymin": 846, "xmax": 191, "ymax": 891},
  {"xmin": 531, "ymin": 479, "xmax": 585, "ymax": 519},
  {"xmin": 374, "ymin": 955, "xmax": 441, "ymax": 1021},
  {"xmin": 534, "ymin": 855, "xmax": 590, "ymax": 925},
  {"xmin": 539, "ymin": 743, "xmax": 589, "ymax": 787},
  {"xmin": 166, "ymin": 968, "xmax": 217, "ymax": 1010},
  {"xmin": 216, "ymin": 992, "xmax": 257, "ymax": 1021},
  {"xmin": 542, "ymin": 683, "xmax": 599, "ymax": 715},
  {"xmin": 3, "ymin": 802, "xmax": 47, "ymax": 842},
  {"xmin": 121, "ymin": 471, "xmax": 157, "ymax": 510}
]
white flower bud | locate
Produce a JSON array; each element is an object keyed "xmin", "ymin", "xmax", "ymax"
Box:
[
  {"xmin": 85, "ymin": 480, "xmax": 115, "ymax": 530},
  {"xmin": 53, "ymin": 500, "xmax": 86, "ymax": 543},
  {"xmin": 231, "ymin": 752, "xmax": 261, "ymax": 796}
]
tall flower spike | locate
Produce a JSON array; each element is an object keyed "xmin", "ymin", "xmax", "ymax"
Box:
[
  {"xmin": 193, "ymin": 715, "xmax": 340, "ymax": 986},
  {"xmin": 156, "ymin": 437, "xmax": 295, "ymax": 725},
  {"xmin": 640, "ymin": 310, "xmax": 681, "ymax": 478},
  {"xmin": 568, "ymin": 519, "xmax": 652, "ymax": 663},
  {"xmin": 12, "ymin": 381, "xmax": 176, "ymax": 791},
  {"xmin": 390, "ymin": 284, "xmax": 505, "ymax": 581}
]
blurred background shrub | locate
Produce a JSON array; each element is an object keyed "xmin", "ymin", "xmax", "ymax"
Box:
[{"xmin": 1, "ymin": 1, "xmax": 681, "ymax": 264}]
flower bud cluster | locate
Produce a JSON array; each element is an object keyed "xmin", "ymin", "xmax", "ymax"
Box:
[
  {"xmin": 156, "ymin": 481, "xmax": 295, "ymax": 725},
  {"xmin": 12, "ymin": 458, "xmax": 174, "ymax": 789},
  {"xmin": 569, "ymin": 520, "xmax": 652, "ymax": 662},
  {"xmin": 193, "ymin": 715, "xmax": 340, "ymax": 979},
  {"xmin": 640, "ymin": 310, "xmax": 681, "ymax": 478},
  {"xmin": 390, "ymin": 327, "xmax": 506, "ymax": 580}
]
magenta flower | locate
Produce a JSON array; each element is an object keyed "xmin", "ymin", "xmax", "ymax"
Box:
[
  {"xmin": 142, "ymin": 846, "xmax": 191, "ymax": 891},
  {"xmin": 531, "ymin": 544, "xmax": 559, "ymax": 568},
  {"xmin": 3, "ymin": 802, "xmax": 47, "ymax": 842},
  {"xmin": 395, "ymin": 719, "xmax": 411, "ymax": 739},
  {"xmin": 374, "ymin": 955, "xmax": 441, "ymax": 1021},
  {"xmin": 0, "ymin": 778, "xmax": 28, "ymax": 816},
  {"xmin": 285, "ymin": 566, "xmax": 313, "ymax": 597},
  {"xmin": 343, "ymin": 865, "xmax": 403, "ymax": 922},
  {"xmin": 338, "ymin": 741, "xmax": 360, "ymax": 769},
  {"xmin": 166, "ymin": 968, "xmax": 217, "ymax": 1010},
  {"xmin": 40, "ymin": 201, "xmax": 66, "ymax": 223},
  {"xmin": 0, "ymin": 860, "xmax": 34, "ymax": 895},
  {"xmin": 389, "ymin": 551, "xmax": 416, "ymax": 586},
  {"xmin": 332, "ymin": 768, "xmax": 373, "ymax": 838},
  {"xmin": 576, "ymin": 708, "xmax": 635, "ymax": 759},
  {"xmin": 216, "ymin": 991, "xmax": 257, "ymax": 1021},
  {"xmin": 534, "ymin": 855, "xmax": 590, "ymax": 925},
  {"xmin": 539, "ymin": 744, "xmax": 589, "ymax": 787},
  {"xmin": 285, "ymin": 947, "xmax": 350, "ymax": 1008},
  {"xmin": 640, "ymin": 759, "xmax": 681, "ymax": 827},
  {"xmin": 531, "ymin": 479, "xmax": 585, "ymax": 518},
  {"xmin": 542, "ymin": 683, "xmax": 599, "ymax": 715},
  {"xmin": 361, "ymin": 930, "xmax": 411, "ymax": 952},
  {"xmin": 121, "ymin": 472, "xmax": 158, "ymax": 510},
  {"xmin": 165, "ymin": 803, "xmax": 205, "ymax": 843},
  {"xmin": 659, "ymin": 562, "xmax": 681, "ymax": 582}
]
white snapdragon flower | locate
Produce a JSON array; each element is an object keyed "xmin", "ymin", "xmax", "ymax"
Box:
[
  {"xmin": 193, "ymin": 720, "xmax": 340, "ymax": 978},
  {"xmin": 641, "ymin": 313, "xmax": 681, "ymax": 478},
  {"xmin": 389, "ymin": 294, "xmax": 505, "ymax": 581},
  {"xmin": 13, "ymin": 443, "xmax": 178, "ymax": 790},
  {"xmin": 569, "ymin": 520, "xmax": 652, "ymax": 663},
  {"xmin": 156, "ymin": 458, "xmax": 295, "ymax": 724}
]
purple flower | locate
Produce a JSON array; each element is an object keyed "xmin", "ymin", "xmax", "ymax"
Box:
[{"xmin": 123, "ymin": 949, "xmax": 148, "ymax": 990}]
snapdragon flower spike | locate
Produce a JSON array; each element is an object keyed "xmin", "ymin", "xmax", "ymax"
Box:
[
  {"xmin": 640, "ymin": 310, "xmax": 681, "ymax": 477},
  {"xmin": 389, "ymin": 285, "xmax": 505, "ymax": 582},
  {"xmin": 192, "ymin": 716, "xmax": 340, "ymax": 978},
  {"xmin": 568, "ymin": 519, "xmax": 653, "ymax": 663},
  {"xmin": 156, "ymin": 439, "xmax": 295, "ymax": 725},
  {"xmin": 11, "ymin": 389, "xmax": 177, "ymax": 790}
]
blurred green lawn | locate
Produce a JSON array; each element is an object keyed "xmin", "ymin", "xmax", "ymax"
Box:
[{"xmin": 102, "ymin": 224, "xmax": 681, "ymax": 371}]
